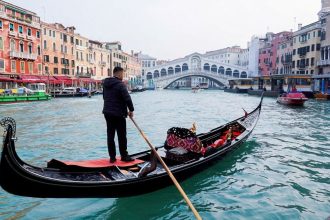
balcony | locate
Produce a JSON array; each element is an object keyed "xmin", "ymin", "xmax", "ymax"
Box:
[
  {"xmin": 26, "ymin": 35, "xmax": 33, "ymax": 40},
  {"xmin": 8, "ymin": 31, "xmax": 17, "ymax": 37},
  {"xmin": 10, "ymin": 51, "xmax": 37, "ymax": 60},
  {"xmin": 76, "ymin": 45, "xmax": 87, "ymax": 51},
  {"xmin": 99, "ymin": 61, "xmax": 106, "ymax": 66},
  {"xmin": 89, "ymin": 59, "xmax": 95, "ymax": 64},
  {"xmin": 317, "ymin": 59, "xmax": 330, "ymax": 66},
  {"xmin": 18, "ymin": 33, "xmax": 25, "ymax": 38},
  {"xmin": 298, "ymin": 64, "xmax": 306, "ymax": 70}
]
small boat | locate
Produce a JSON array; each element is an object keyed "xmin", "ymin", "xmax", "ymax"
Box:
[
  {"xmin": 0, "ymin": 83, "xmax": 51, "ymax": 104},
  {"xmin": 192, "ymin": 86, "xmax": 201, "ymax": 93},
  {"xmin": 277, "ymin": 92, "xmax": 308, "ymax": 106},
  {"xmin": 0, "ymin": 95, "xmax": 263, "ymax": 198},
  {"xmin": 131, "ymin": 86, "xmax": 146, "ymax": 93},
  {"xmin": 314, "ymin": 92, "xmax": 330, "ymax": 100},
  {"xmin": 50, "ymin": 87, "xmax": 91, "ymax": 98}
]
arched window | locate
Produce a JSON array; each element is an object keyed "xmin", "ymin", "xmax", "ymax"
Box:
[
  {"xmin": 182, "ymin": 63, "xmax": 188, "ymax": 71},
  {"xmin": 161, "ymin": 68, "xmax": 167, "ymax": 76},
  {"xmin": 147, "ymin": 72, "xmax": 153, "ymax": 80},
  {"xmin": 168, "ymin": 67, "xmax": 174, "ymax": 75},
  {"xmin": 0, "ymin": 37, "xmax": 3, "ymax": 50},
  {"xmin": 28, "ymin": 43, "xmax": 32, "ymax": 54},
  {"xmin": 203, "ymin": 63, "xmax": 210, "ymax": 71},
  {"xmin": 81, "ymin": 67, "xmax": 83, "ymax": 74},
  {"xmin": 93, "ymin": 52, "xmax": 96, "ymax": 60},
  {"xmin": 10, "ymin": 39, "xmax": 15, "ymax": 51},
  {"xmin": 233, "ymin": 70, "xmax": 239, "ymax": 78},
  {"xmin": 101, "ymin": 53, "xmax": 103, "ymax": 62},
  {"xmin": 225, "ymin": 68, "xmax": 232, "ymax": 76},
  {"xmin": 154, "ymin": 70, "xmax": 159, "ymax": 78},
  {"xmin": 211, "ymin": 65, "xmax": 217, "ymax": 73},
  {"xmin": 240, "ymin": 71, "xmax": 247, "ymax": 78},
  {"xmin": 53, "ymin": 42, "xmax": 56, "ymax": 51},
  {"xmin": 76, "ymin": 66, "xmax": 79, "ymax": 74},
  {"xmin": 175, "ymin": 65, "xmax": 181, "ymax": 73},
  {"xmin": 218, "ymin": 66, "xmax": 225, "ymax": 74},
  {"xmin": 37, "ymin": 46, "xmax": 41, "ymax": 55},
  {"xmin": 19, "ymin": 41, "xmax": 24, "ymax": 52}
]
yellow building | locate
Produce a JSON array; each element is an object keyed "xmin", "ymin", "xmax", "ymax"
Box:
[
  {"xmin": 88, "ymin": 40, "xmax": 111, "ymax": 80},
  {"xmin": 292, "ymin": 22, "xmax": 321, "ymax": 75},
  {"xmin": 74, "ymin": 33, "xmax": 92, "ymax": 77},
  {"xmin": 124, "ymin": 51, "xmax": 141, "ymax": 81}
]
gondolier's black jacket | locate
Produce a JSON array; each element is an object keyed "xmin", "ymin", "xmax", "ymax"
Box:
[{"xmin": 102, "ymin": 77, "xmax": 134, "ymax": 117}]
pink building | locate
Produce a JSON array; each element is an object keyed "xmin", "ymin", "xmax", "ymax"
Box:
[{"xmin": 259, "ymin": 32, "xmax": 292, "ymax": 76}]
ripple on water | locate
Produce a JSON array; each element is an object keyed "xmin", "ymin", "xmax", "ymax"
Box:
[{"xmin": 0, "ymin": 91, "xmax": 329, "ymax": 219}]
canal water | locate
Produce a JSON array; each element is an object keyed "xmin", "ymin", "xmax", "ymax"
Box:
[{"xmin": 0, "ymin": 90, "xmax": 329, "ymax": 220}]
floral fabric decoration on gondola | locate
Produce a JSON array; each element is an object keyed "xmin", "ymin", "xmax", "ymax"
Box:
[{"xmin": 164, "ymin": 127, "xmax": 202, "ymax": 153}]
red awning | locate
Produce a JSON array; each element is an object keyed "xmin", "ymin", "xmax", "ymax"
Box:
[
  {"xmin": 38, "ymin": 76, "xmax": 57, "ymax": 82},
  {"xmin": 0, "ymin": 77, "xmax": 15, "ymax": 82},
  {"xmin": 19, "ymin": 75, "xmax": 44, "ymax": 83}
]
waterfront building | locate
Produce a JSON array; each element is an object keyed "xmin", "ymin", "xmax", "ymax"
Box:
[
  {"xmin": 248, "ymin": 36, "xmax": 266, "ymax": 77},
  {"xmin": 88, "ymin": 40, "xmax": 111, "ymax": 80},
  {"xmin": 205, "ymin": 46, "xmax": 248, "ymax": 67},
  {"xmin": 124, "ymin": 50, "xmax": 142, "ymax": 86},
  {"xmin": 134, "ymin": 52, "xmax": 157, "ymax": 87},
  {"xmin": 275, "ymin": 33, "xmax": 293, "ymax": 75},
  {"xmin": 315, "ymin": 0, "xmax": 330, "ymax": 93},
  {"xmin": 0, "ymin": 0, "xmax": 42, "ymax": 79},
  {"xmin": 292, "ymin": 22, "xmax": 321, "ymax": 76},
  {"xmin": 74, "ymin": 33, "xmax": 93, "ymax": 77},
  {"xmin": 258, "ymin": 32, "xmax": 292, "ymax": 76},
  {"xmin": 41, "ymin": 22, "xmax": 75, "ymax": 76}
]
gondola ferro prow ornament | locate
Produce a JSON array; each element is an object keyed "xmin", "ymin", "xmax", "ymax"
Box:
[{"xmin": 0, "ymin": 117, "xmax": 16, "ymax": 142}]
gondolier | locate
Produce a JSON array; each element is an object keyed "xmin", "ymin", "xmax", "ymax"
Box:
[{"xmin": 103, "ymin": 67, "xmax": 134, "ymax": 163}]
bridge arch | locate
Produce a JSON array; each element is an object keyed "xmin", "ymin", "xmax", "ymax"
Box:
[
  {"xmin": 161, "ymin": 68, "xmax": 167, "ymax": 77},
  {"xmin": 211, "ymin": 64, "xmax": 217, "ymax": 73},
  {"xmin": 154, "ymin": 70, "xmax": 159, "ymax": 78},
  {"xmin": 240, "ymin": 71, "xmax": 247, "ymax": 78},
  {"xmin": 163, "ymin": 73, "xmax": 227, "ymax": 89},
  {"xmin": 203, "ymin": 63, "xmax": 210, "ymax": 71},
  {"xmin": 168, "ymin": 67, "xmax": 174, "ymax": 75},
  {"xmin": 233, "ymin": 70, "xmax": 239, "ymax": 78},
  {"xmin": 225, "ymin": 68, "xmax": 232, "ymax": 76},
  {"xmin": 218, "ymin": 66, "xmax": 225, "ymax": 74},
  {"xmin": 175, "ymin": 65, "xmax": 181, "ymax": 73},
  {"xmin": 146, "ymin": 72, "xmax": 153, "ymax": 80},
  {"xmin": 182, "ymin": 63, "xmax": 189, "ymax": 71}
]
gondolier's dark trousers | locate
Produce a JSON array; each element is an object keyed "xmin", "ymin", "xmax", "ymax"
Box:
[{"xmin": 104, "ymin": 114, "xmax": 128, "ymax": 159}]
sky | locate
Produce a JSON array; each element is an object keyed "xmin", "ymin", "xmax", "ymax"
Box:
[{"xmin": 9, "ymin": 0, "xmax": 321, "ymax": 60}]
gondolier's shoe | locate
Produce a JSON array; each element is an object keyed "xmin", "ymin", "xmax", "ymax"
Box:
[
  {"xmin": 110, "ymin": 158, "xmax": 117, "ymax": 163},
  {"xmin": 121, "ymin": 156, "xmax": 134, "ymax": 162}
]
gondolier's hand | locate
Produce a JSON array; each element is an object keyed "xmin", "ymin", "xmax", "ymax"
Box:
[{"xmin": 128, "ymin": 111, "xmax": 134, "ymax": 118}]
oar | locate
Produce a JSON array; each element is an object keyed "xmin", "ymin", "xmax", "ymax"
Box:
[{"xmin": 129, "ymin": 116, "xmax": 202, "ymax": 220}]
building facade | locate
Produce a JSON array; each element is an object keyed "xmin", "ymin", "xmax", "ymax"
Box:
[
  {"xmin": 315, "ymin": 0, "xmax": 330, "ymax": 93},
  {"xmin": 205, "ymin": 46, "xmax": 248, "ymax": 67},
  {"xmin": 291, "ymin": 22, "xmax": 321, "ymax": 76},
  {"xmin": 276, "ymin": 33, "xmax": 293, "ymax": 75},
  {"xmin": 259, "ymin": 32, "xmax": 292, "ymax": 76},
  {"xmin": 41, "ymin": 22, "xmax": 75, "ymax": 76},
  {"xmin": 124, "ymin": 51, "xmax": 141, "ymax": 81},
  {"xmin": 0, "ymin": 0, "xmax": 42, "ymax": 77},
  {"xmin": 74, "ymin": 33, "xmax": 92, "ymax": 77},
  {"xmin": 88, "ymin": 40, "xmax": 111, "ymax": 80}
]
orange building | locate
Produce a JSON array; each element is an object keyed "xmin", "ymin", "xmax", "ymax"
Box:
[
  {"xmin": 41, "ymin": 22, "xmax": 75, "ymax": 76},
  {"xmin": 0, "ymin": 0, "xmax": 42, "ymax": 78}
]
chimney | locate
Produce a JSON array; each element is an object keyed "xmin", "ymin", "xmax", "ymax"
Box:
[{"xmin": 298, "ymin": 23, "xmax": 302, "ymax": 30}]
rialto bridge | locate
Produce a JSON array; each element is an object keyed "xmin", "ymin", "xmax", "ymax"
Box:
[{"xmin": 143, "ymin": 53, "xmax": 248, "ymax": 88}]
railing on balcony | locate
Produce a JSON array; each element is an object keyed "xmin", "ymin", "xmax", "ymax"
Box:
[
  {"xmin": 298, "ymin": 64, "xmax": 306, "ymax": 69},
  {"xmin": 10, "ymin": 51, "xmax": 37, "ymax": 60},
  {"xmin": 317, "ymin": 59, "xmax": 330, "ymax": 66},
  {"xmin": 8, "ymin": 31, "xmax": 17, "ymax": 37},
  {"xmin": 99, "ymin": 61, "xmax": 106, "ymax": 66},
  {"xmin": 89, "ymin": 59, "xmax": 95, "ymax": 64}
]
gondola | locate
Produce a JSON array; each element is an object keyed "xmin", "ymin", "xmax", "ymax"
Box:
[{"xmin": 0, "ymin": 95, "xmax": 263, "ymax": 198}]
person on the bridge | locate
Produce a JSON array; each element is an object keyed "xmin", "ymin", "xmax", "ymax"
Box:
[{"xmin": 103, "ymin": 66, "xmax": 135, "ymax": 163}]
